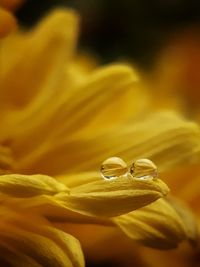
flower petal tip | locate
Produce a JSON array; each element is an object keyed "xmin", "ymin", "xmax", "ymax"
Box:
[
  {"xmin": 113, "ymin": 198, "xmax": 187, "ymax": 250},
  {"xmin": 56, "ymin": 173, "xmax": 170, "ymax": 218}
]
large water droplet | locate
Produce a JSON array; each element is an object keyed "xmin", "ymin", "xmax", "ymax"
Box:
[
  {"xmin": 100, "ymin": 157, "xmax": 128, "ymax": 180},
  {"xmin": 130, "ymin": 158, "xmax": 158, "ymax": 180}
]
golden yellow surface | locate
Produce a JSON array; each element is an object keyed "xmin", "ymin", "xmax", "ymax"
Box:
[{"xmin": 0, "ymin": 8, "xmax": 200, "ymax": 267}]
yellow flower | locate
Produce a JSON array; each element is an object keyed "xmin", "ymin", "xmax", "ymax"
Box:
[{"xmin": 1, "ymin": 8, "xmax": 200, "ymax": 267}]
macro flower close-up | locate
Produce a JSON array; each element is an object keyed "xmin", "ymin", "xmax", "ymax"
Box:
[{"xmin": 1, "ymin": 1, "xmax": 200, "ymax": 267}]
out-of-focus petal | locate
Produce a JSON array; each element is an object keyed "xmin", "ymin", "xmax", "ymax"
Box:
[
  {"xmin": 113, "ymin": 198, "xmax": 187, "ymax": 249},
  {"xmin": 0, "ymin": 208, "xmax": 84, "ymax": 267},
  {"xmin": 0, "ymin": 0, "xmax": 24, "ymax": 10},
  {"xmin": 0, "ymin": 244, "xmax": 42, "ymax": 267},
  {"xmin": 0, "ymin": 7, "xmax": 16, "ymax": 37},
  {"xmin": 0, "ymin": 174, "xmax": 68, "ymax": 197},
  {"xmin": 0, "ymin": 9, "xmax": 79, "ymax": 108},
  {"xmin": 0, "ymin": 145, "xmax": 14, "ymax": 173},
  {"xmin": 27, "ymin": 111, "xmax": 200, "ymax": 175},
  {"xmin": 166, "ymin": 196, "xmax": 199, "ymax": 246},
  {"xmin": 10, "ymin": 65, "xmax": 143, "ymax": 173}
]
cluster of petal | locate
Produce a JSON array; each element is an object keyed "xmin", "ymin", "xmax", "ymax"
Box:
[
  {"xmin": 0, "ymin": 7, "xmax": 200, "ymax": 267},
  {"xmin": 0, "ymin": 172, "xmax": 191, "ymax": 251},
  {"xmin": 113, "ymin": 198, "xmax": 195, "ymax": 249},
  {"xmin": 0, "ymin": 207, "xmax": 84, "ymax": 267},
  {"xmin": 0, "ymin": 173, "xmax": 168, "ymax": 266}
]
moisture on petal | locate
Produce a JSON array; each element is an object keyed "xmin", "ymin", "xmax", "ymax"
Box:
[
  {"xmin": 55, "ymin": 173, "xmax": 169, "ymax": 217},
  {"xmin": 60, "ymin": 111, "xmax": 200, "ymax": 174}
]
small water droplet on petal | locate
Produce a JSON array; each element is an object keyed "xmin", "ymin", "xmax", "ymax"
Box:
[
  {"xmin": 130, "ymin": 158, "xmax": 158, "ymax": 180},
  {"xmin": 100, "ymin": 157, "xmax": 128, "ymax": 180}
]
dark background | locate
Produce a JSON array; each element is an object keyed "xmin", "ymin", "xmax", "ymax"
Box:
[{"xmin": 16, "ymin": 0, "xmax": 200, "ymax": 70}]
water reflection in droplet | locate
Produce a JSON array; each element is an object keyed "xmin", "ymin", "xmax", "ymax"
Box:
[
  {"xmin": 100, "ymin": 157, "xmax": 128, "ymax": 180},
  {"xmin": 130, "ymin": 158, "xmax": 158, "ymax": 180}
]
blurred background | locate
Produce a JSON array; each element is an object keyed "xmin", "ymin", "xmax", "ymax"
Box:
[
  {"xmin": 16, "ymin": 0, "xmax": 200, "ymax": 69},
  {"xmin": 14, "ymin": 1, "xmax": 200, "ymax": 266},
  {"xmin": 15, "ymin": 0, "xmax": 200, "ymax": 119}
]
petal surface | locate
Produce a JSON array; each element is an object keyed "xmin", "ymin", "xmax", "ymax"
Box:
[
  {"xmin": 56, "ymin": 174, "xmax": 169, "ymax": 217},
  {"xmin": 0, "ymin": 208, "xmax": 84, "ymax": 267},
  {"xmin": 113, "ymin": 198, "xmax": 187, "ymax": 249},
  {"xmin": 26, "ymin": 111, "xmax": 200, "ymax": 176}
]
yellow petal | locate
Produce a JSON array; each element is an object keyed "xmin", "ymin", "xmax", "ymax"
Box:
[
  {"xmin": 166, "ymin": 196, "xmax": 199, "ymax": 246},
  {"xmin": 0, "ymin": 7, "xmax": 16, "ymax": 38},
  {"xmin": 0, "ymin": 209, "xmax": 84, "ymax": 267},
  {"xmin": 11, "ymin": 64, "xmax": 141, "ymax": 174},
  {"xmin": 0, "ymin": 8, "xmax": 79, "ymax": 108},
  {"xmin": 57, "ymin": 171, "xmax": 102, "ymax": 188},
  {"xmin": 66, "ymin": 111, "xmax": 200, "ymax": 173},
  {"xmin": 28, "ymin": 110, "xmax": 200, "ymax": 177},
  {"xmin": 0, "ymin": 145, "xmax": 14, "ymax": 173},
  {"xmin": 17, "ymin": 109, "xmax": 200, "ymax": 177},
  {"xmin": 56, "ymin": 174, "xmax": 169, "ymax": 217},
  {"xmin": 3, "ymin": 193, "xmax": 109, "ymax": 226},
  {"xmin": 0, "ymin": 226, "xmax": 77, "ymax": 267},
  {"xmin": 4, "ymin": 173, "xmax": 168, "ymax": 221},
  {"xmin": 0, "ymin": 243, "xmax": 42, "ymax": 267},
  {"xmin": 0, "ymin": 174, "xmax": 68, "ymax": 197},
  {"xmin": 113, "ymin": 198, "xmax": 187, "ymax": 249}
]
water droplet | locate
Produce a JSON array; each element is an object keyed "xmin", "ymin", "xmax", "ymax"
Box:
[
  {"xmin": 130, "ymin": 159, "xmax": 158, "ymax": 180},
  {"xmin": 100, "ymin": 157, "xmax": 128, "ymax": 180}
]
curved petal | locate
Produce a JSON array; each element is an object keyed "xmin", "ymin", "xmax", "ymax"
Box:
[
  {"xmin": 113, "ymin": 198, "xmax": 188, "ymax": 249},
  {"xmin": 0, "ymin": 243, "xmax": 42, "ymax": 267},
  {"xmin": 0, "ymin": 174, "xmax": 68, "ymax": 197},
  {"xmin": 20, "ymin": 111, "xmax": 200, "ymax": 175},
  {"xmin": 0, "ymin": 7, "xmax": 16, "ymax": 38},
  {"xmin": 55, "ymin": 174, "xmax": 169, "ymax": 217},
  {"xmin": 0, "ymin": 9, "xmax": 79, "ymax": 109},
  {"xmin": 12, "ymin": 64, "xmax": 143, "ymax": 174},
  {"xmin": 166, "ymin": 196, "xmax": 199, "ymax": 246},
  {"xmin": 1, "ymin": 172, "xmax": 168, "ymax": 219},
  {"xmin": 0, "ymin": 209, "xmax": 85, "ymax": 267}
]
